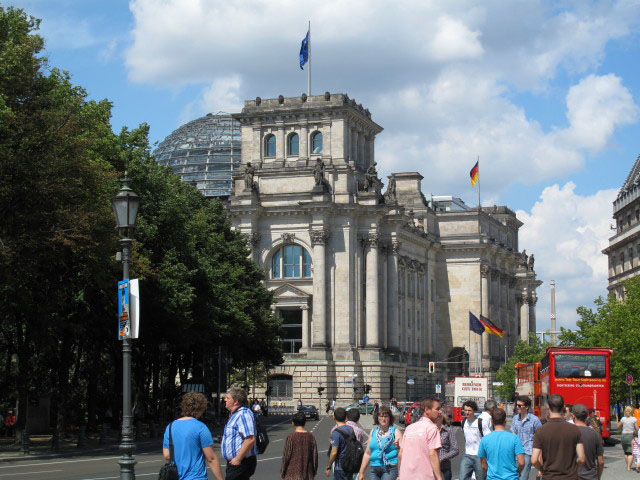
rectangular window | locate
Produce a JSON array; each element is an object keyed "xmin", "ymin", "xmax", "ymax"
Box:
[
  {"xmin": 553, "ymin": 354, "xmax": 606, "ymax": 379},
  {"xmin": 279, "ymin": 309, "xmax": 302, "ymax": 354},
  {"xmin": 283, "ymin": 245, "xmax": 301, "ymax": 278}
]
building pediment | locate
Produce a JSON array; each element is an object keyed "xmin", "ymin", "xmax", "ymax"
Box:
[{"xmin": 272, "ymin": 283, "xmax": 311, "ymax": 300}]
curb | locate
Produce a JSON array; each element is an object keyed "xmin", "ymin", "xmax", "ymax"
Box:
[{"xmin": 0, "ymin": 440, "xmax": 160, "ymax": 464}]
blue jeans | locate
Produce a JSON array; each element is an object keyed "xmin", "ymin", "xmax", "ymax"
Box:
[
  {"xmin": 460, "ymin": 454, "xmax": 485, "ymax": 480},
  {"xmin": 370, "ymin": 465, "xmax": 398, "ymax": 480},
  {"xmin": 333, "ymin": 470, "xmax": 356, "ymax": 480},
  {"xmin": 520, "ymin": 454, "xmax": 532, "ymax": 480}
]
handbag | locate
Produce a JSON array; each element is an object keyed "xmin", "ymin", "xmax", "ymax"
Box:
[{"xmin": 158, "ymin": 421, "xmax": 179, "ymax": 480}]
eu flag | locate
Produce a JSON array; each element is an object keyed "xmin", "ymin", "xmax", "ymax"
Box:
[
  {"xmin": 469, "ymin": 312, "xmax": 485, "ymax": 335},
  {"xmin": 299, "ymin": 30, "xmax": 309, "ymax": 70}
]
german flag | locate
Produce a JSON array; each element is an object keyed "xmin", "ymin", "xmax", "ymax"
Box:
[
  {"xmin": 470, "ymin": 161, "xmax": 479, "ymax": 186},
  {"xmin": 479, "ymin": 315, "xmax": 505, "ymax": 337}
]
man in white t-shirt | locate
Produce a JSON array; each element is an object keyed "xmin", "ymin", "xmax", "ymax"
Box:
[
  {"xmin": 460, "ymin": 400, "xmax": 487, "ymax": 480},
  {"xmin": 477, "ymin": 399, "xmax": 496, "ymax": 436}
]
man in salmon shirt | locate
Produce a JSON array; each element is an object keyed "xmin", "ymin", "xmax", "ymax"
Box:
[{"xmin": 398, "ymin": 396, "xmax": 444, "ymax": 480}]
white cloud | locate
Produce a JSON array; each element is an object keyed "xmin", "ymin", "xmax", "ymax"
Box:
[
  {"xmin": 373, "ymin": 71, "xmax": 635, "ymax": 200},
  {"xmin": 564, "ymin": 74, "xmax": 639, "ymax": 150},
  {"xmin": 124, "ymin": 0, "xmax": 640, "ymax": 199},
  {"xmin": 179, "ymin": 75, "xmax": 244, "ymax": 125},
  {"xmin": 516, "ymin": 182, "xmax": 617, "ymax": 330},
  {"xmin": 427, "ymin": 15, "xmax": 484, "ymax": 62}
]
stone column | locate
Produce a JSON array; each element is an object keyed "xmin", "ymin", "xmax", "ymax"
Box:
[
  {"xmin": 529, "ymin": 294, "xmax": 537, "ymax": 335},
  {"xmin": 300, "ymin": 123, "xmax": 309, "ymax": 161},
  {"xmin": 508, "ymin": 277, "xmax": 517, "ymax": 353},
  {"xmin": 358, "ymin": 132, "xmax": 365, "ymax": 167},
  {"xmin": 520, "ymin": 289, "xmax": 530, "ymax": 342},
  {"xmin": 322, "ymin": 119, "xmax": 331, "ymax": 159},
  {"xmin": 365, "ymin": 232, "xmax": 380, "ymax": 348},
  {"xmin": 351, "ymin": 128, "xmax": 359, "ymax": 166},
  {"xmin": 403, "ymin": 262, "xmax": 409, "ymax": 353},
  {"xmin": 381, "ymin": 246, "xmax": 388, "ymax": 350},
  {"xmin": 252, "ymin": 126, "xmax": 261, "ymax": 162},
  {"xmin": 480, "ymin": 265, "xmax": 491, "ymax": 372},
  {"xmin": 242, "ymin": 232, "xmax": 261, "ymax": 263},
  {"xmin": 357, "ymin": 239, "xmax": 364, "ymax": 347},
  {"xmin": 311, "ymin": 229, "xmax": 329, "ymax": 347},
  {"xmin": 301, "ymin": 305, "xmax": 310, "ymax": 349},
  {"xmin": 413, "ymin": 265, "xmax": 419, "ymax": 357},
  {"xmin": 276, "ymin": 123, "xmax": 285, "ymax": 161},
  {"xmin": 387, "ymin": 241, "xmax": 401, "ymax": 352}
]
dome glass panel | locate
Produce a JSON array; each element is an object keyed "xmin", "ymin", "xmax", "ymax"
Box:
[{"xmin": 154, "ymin": 113, "xmax": 241, "ymax": 197}]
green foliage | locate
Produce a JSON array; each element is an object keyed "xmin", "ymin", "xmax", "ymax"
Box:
[
  {"xmin": 0, "ymin": 6, "xmax": 281, "ymax": 429},
  {"xmin": 495, "ymin": 333, "xmax": 550, "ymax": 399},
  {"xmin": 559, "ymin": 276, "xmax": 640, "ymax": 401}
]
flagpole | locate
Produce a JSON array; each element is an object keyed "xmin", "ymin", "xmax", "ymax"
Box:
[
  {"xmin": 307, "ymin": 21, "xmax": 311, "ymax": 96},
  {"xmin": 477, "ymin": 155, "xmax": 482, "ymax": 375},
  {"xmin": 468, "ymin": 325, "xmax": 471, "ymax": 375}
]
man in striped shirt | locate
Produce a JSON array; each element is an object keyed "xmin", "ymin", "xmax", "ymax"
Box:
[{"xmin": 222, "ymin": 387, "xmax": 258, "ymax": 480}]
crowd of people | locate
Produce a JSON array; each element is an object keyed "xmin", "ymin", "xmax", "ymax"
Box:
[{"xmin": 162, "ymin": 389, "xmax": 622, "ymax": 480}]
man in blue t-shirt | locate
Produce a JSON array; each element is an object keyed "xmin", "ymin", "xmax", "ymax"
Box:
[
  {"xmin": 478, "ymin": 408, "xmax": 525, "ymax": 480},
  {"xmin": 163, "ymin": 392, "xmax": 224, "ymax": 480},
  {"xmin": 326, "ymin": 407, "xmax": 355, "ymax": 479}
]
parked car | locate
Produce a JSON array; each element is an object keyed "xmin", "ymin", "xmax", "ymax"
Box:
[
  {"xmin": 299, "ymin": 405, "xmax": 319, "ymax": 420},
  {"xmin": 344, "ymin": 402, "xmax": 375, "ymax": 415}
]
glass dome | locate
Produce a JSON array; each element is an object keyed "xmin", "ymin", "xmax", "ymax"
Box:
[{"xmin": 154, "ymin": 113, "xmax": 241, "ymax": 197}]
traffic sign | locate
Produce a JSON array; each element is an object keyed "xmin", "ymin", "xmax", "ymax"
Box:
[
  {"xmin": 363, "ymin": 395, "xmax": 370, "ymax": 403},
  {"xmin": 407, "ymin": 378, "xmax": 415, "ymax": 385},
  {"xmin": 627, "ymin": 374, "xmax": 634, "ymax": 385},
  {"xmin": 435, "ymin": 384, "xmax": 442, "ymax": 394}
]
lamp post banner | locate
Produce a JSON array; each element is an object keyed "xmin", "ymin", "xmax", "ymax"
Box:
[
  {"xmin": 129, "ymin": 279, "xmax": 140, "ymax": 339},
  {"xmin": 118, "ymin": 279, "xmax": 130, "ymax": 340}
]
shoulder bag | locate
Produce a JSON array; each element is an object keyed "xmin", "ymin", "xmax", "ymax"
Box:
[{"xmin": 158, "ymin": 421, "xmax": 179, "ymax": 480}]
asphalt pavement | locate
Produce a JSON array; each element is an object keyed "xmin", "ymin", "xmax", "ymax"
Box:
[{"xmin": 0, "ymin": 415, "xmax": 631, "ymax": 479}]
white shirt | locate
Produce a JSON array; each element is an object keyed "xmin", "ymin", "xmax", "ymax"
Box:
[
  {"xmin": 463, "ymin": 416, "xmax": 483, "ymax": 455},
  {"xmin": 477, "ymin": 411, "xmax": 493, "ymax": 436}
]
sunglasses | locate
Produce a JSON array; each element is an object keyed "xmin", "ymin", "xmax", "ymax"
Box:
[{"xmin": 517, "ymin": 404, "xmax": 527, "ymax": 407}]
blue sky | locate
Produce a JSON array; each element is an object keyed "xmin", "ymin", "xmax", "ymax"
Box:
[{"xmin": 9, "ymin": 0, "xmax": 640, "ymax": 332}]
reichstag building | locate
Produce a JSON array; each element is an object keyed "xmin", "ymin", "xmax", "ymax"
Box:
[{"xmin": 156, "ymin": 93, "xmax": 541, "ymax": 405}]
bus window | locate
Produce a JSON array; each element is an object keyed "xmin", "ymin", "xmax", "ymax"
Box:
[{"xmin": 554, "ymin": 354, "xmax": 606, "ymax": 379}]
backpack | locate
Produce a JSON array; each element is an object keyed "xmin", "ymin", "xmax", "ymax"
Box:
[
  {"xmin": 462, "ymin": 417, "xmax": 484, "ymax": 438},
  {"xmin": 336, "ymin": 427, "xmax": 364, "ymax": 475},
  {"xmin": 254, "ymin": 413, "xmax": 269, "ymax": 454}
]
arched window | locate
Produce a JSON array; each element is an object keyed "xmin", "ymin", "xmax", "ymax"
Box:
[
  {"xmin": 271, "ymin": 244, "xmax": 312, "ymax": 279},
  {"xmin": 287, "ymin": 133, "xmax": 299, "ymax": 156},
  {"xmin": 264, "ymin": 134, "xmax": 276, "ymax": 157},
  {"xmin": 311, "ymin": 131, "xmax": 323, "ymax": 154}
]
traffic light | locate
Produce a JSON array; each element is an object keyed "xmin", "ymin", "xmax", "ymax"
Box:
[
  {"xmin": 364, "ymin": 384, "xmax": 372, "ymax": 394},
  {"xmin": 317, "ymin": 386, "xmax": 325, "ymax": 396},
  {"xmin": 429, "ymin": 361, "xmax": 435, "ymax": 373}
]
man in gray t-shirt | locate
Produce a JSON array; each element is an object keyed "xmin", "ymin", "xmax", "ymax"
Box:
[{"xmin": 572, "ymin": 404, "xmax": 604, "ymax": 480}]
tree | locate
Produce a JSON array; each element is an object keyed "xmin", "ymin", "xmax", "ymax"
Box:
[
  {"xmin": 495, "ymin": 334, "xmax": 550, "ymax": 399},
  {"xmin": 0, "ymin": 6, "xmax": 120, "ymax": 431},
  {"xmin": 558, "ymin": 276, "xmax": 640, "ymax": 401},
  {"xmin": 0, "ymin": 6, "xmax": 282, "ymax": 433}
]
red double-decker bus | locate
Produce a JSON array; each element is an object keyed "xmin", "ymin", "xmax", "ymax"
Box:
[
  {"xmin": 539, "ymin": 346, "xmax": 613, "ymax": 438},
  {"xmin": 514, "ymin": 362, "xmax": 542, "ymax": 418}
]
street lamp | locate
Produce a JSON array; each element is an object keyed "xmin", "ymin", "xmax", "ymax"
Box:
[{"xmin": 112, "ymin": 172, "xmax": 141, "ymax": 480}]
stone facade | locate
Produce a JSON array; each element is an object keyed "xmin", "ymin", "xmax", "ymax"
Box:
[
  {"xmin": 229, "ymin": 93, "xmax": 540, "ymax": 406},
  {"xmin": 603, "ymin": 154, "xmax": 640, "ymax": 300}
]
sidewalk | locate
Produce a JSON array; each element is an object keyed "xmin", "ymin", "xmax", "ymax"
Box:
[{"xmin": 0, "ymin": 433, "xmax": 161, "ymax": 463}]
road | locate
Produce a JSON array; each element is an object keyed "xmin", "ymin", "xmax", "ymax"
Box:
[{"xmin": 0, "ymin": 416, "xmax": 629, "ymax": 479}]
